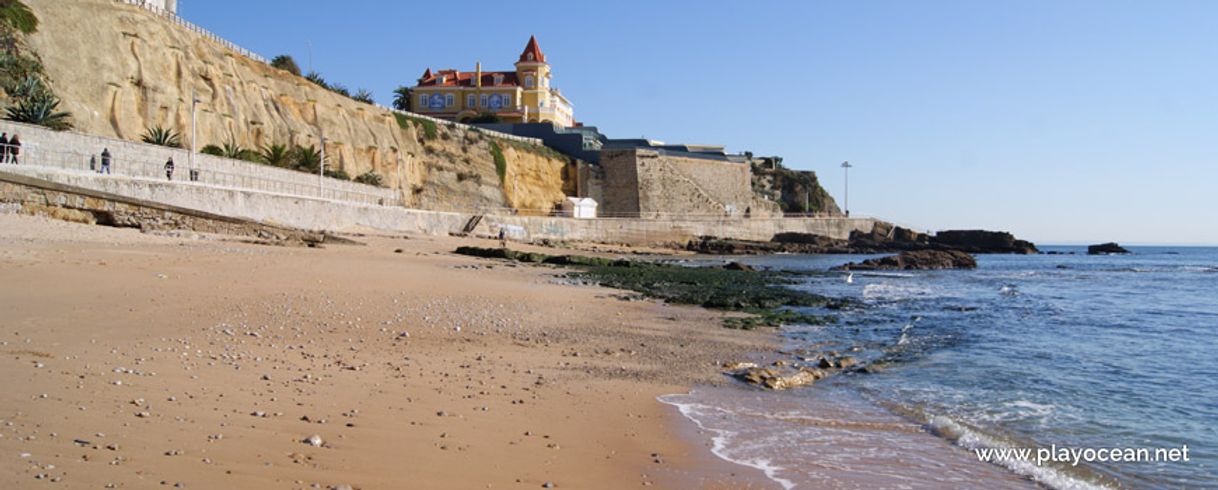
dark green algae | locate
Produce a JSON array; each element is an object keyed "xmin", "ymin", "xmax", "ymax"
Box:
[{"xmin": 453, "ymin": 246, "xmax": 843, "ymax": 329}]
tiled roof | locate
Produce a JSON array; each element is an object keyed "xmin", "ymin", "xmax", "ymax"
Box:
[{"xmin": 416, "ymin": 69, "xmax": 520, "ymax": 88}]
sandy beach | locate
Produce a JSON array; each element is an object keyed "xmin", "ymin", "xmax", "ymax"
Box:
[{"xmin": 0, "ymin": 214, "xmax": 777, "ymax": 489}]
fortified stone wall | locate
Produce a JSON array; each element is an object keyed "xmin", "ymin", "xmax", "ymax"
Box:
[{"xmin": 599, "ymin": 148, "xmax": 777, "ymax": 218}]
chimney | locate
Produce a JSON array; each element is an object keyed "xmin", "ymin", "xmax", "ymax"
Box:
[{"xmin": 475, "ymin": 62, "xmax": 482, "ymax": 88}]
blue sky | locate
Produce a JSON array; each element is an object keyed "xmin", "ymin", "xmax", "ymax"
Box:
[{"xmin": 181, "ymin": 0, "xmax": 1218, "ymax": 245}]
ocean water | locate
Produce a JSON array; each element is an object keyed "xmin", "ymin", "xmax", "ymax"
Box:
[{"xmin": 663, "ymin": 247, "xmax": 1218, "ymax": 489}]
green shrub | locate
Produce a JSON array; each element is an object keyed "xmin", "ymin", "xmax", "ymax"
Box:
[
  {"xmin": 270, "ymin": 55, "xmax": 301, "ymax": 76},
  {"xmin": 489, "ymin": 141, "xmax": 507, "ymax": 183},
  {"xmin": 323, "ymin": 168, "xmax": 349, "ymax": 180},
  {"xmin": 200, "ymin": 144, "xmax": 224, "ymax": 156},
  {"xmin": 394, "ymin": 113, "xmax": 437, "ymax": 140},
  {"xmin": 465, "ymin": 111, "xmax": 502, "ymax": 124},
  {"xmin": 0, "ymin": 0, "xmax": 38, "ymax": 34},
  {"xmin": 353, "ymin": 171, "xmax": 385, "ymax": 187}
]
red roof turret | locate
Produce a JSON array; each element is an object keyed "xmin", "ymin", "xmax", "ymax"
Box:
[{"xmin": 517, "ymin": 35, "xmax": 546, "ymax": 63}]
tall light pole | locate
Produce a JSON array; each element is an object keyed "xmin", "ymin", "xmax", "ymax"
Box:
[
  {"xmin": 318, "ymin": 127, "xmax": 326, "ymax": 197},
  {"xmin": 841, "ymin": 160, "xmax": 853, "ymax": 217},
  {"xmin": 190, "ymin": 90, "xmax": 199, "ymax": 179}
]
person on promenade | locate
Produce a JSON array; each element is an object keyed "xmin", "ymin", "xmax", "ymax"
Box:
[
  {"xmin": 0, "ymin": 133, "xmax": 8, "ymax": 163},
  {"xmin": 164, "ymin": 156, "xmax": 174, "ymax": 180},
  {"xmin": 8, "ymin": 135, "xmax": 20, "ymax": 164},
  {"xmin": 498, "ymin": 228, "xmax": 507, "ymax": 248},
  {"xmin": 100, "ymin": 148, "xmax": 112, "ymax": 174}
]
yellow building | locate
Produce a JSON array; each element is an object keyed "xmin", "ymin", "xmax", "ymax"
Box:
[{"xmin": 411, "ymin": 36, "xmax": 575, "ymax": 127}]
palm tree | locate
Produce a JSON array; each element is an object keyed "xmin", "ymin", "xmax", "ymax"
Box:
[
  {"xmin": 391, "ymin": 86, "xmax": 412, "ymax": 111},
  {"xmin": 259, "ymin": 143, "xmax": 291, "ymax": 167},
  {"xmin": 291, "ymin": 144, "xmax": 321, "ymax": 172},
  {"xmin": 141, "ymin": 125, "xmax": 182, "ymax": 148}
]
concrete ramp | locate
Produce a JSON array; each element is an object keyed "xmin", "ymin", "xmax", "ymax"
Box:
[{"xmin": 0, "ymin": 170, "xmax": 336, "ymax": 245}]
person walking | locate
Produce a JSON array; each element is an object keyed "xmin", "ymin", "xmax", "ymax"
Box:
[
  {"xmin": 0, "ymin": 133, "xmax": 8, "ymax": 163},
  {"xmin": 164, "ymin": 156, "xmax": 174, "ymax": 180},
  {"xmin": 8, "ymin": 135, "xmax": 20, "ymax": 165},
  {"xmin": 100, "ymin": 148, "xmax": 112, "ymax": 174}
]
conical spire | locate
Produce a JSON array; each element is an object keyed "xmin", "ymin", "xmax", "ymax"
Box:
[{"xmin": 517, "ymin": 35, "xmax": 546, "ymax": 63}]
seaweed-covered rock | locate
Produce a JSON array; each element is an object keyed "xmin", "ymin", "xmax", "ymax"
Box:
[{"xmin": 834, "ymin": 250, "xmax": 977, "ymax": 271}]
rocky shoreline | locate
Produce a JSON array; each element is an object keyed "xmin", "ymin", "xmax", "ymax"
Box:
[{"xmin": 688, "ymin": 223, "xmax": 1038, "ymax": 256}]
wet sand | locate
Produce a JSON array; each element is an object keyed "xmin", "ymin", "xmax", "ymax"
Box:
[{"xmin": 0, "ymin": 214, "xmax": 777, "ymax": 489}]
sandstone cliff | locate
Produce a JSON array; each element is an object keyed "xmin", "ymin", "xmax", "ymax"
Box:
[{"xmin": 18, "ymin": 0, "xmax": 569, "ymax": 214}]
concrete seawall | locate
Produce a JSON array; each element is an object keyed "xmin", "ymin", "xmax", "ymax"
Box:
[{"xmin": 1, "ymin": 166, "xmax": 878, "ymax": 245}]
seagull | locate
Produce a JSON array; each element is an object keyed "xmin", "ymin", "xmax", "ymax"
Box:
[{"xmin": 845, "ymin": 272, "xmax": 854, "ymax": 284}]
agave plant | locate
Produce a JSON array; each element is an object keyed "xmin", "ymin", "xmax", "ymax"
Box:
[
  {"xmin": 304, "ymin": 71, "xmax": 327, "ymax": 88},
  {"xmin": 5, "ymin": 92, "xmax": 72, "ymax": 130},
  {"xmin": 141, "ymin": 125, "xmax": 182, "ymax": 148},
  {"xmin": 328, "ymin": 84, "xmax": 350, "ymax": 97},
  {"xmin": 259, "ymin": 143, "xmax": 291, "ymax": 167},
  {"xmin": 351, "ymin": 89, "xmax": 374, "ymax": 104}
]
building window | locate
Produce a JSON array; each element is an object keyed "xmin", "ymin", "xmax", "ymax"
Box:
[
  {"xmin": 480, "ymin": 95, "xmax": 488, "ymax": 107},
  {"xmin": 493, "ymin": 74, "xmax": 504, "ymax": 85},
  {"xmin": 467, "ymin": 94, "xmax": 476, "ymax": 107},
  {"xmin": 524, "ymin": 75, "xmax": 535, "ymax": 88},
  {"xmin": 419, "ymin": 95, "xmax": 427, "ymax": 108},
  {"xmin": 445, "ymin": 94, "xmax": 454, "ymax": 107}
]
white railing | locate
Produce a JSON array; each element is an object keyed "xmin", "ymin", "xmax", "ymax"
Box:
[
  {"xmin": 0, "ymin": 143, "xmax": 401, "ymax": 207},
  {"xmin": 117, "ymin": 0, "xmax": 269, "ymax": 65}
]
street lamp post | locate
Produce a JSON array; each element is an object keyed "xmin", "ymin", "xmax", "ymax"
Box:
[
  {"xmin": 318, "ymin": 127, "xmax": 326, "ymax": 197},
  {"xmin": 190, "ymin": 89, "xmax": 199, "ymax": 180},
  {"xmin": 841, "ymin": 160, "xmax": 853, "ymax": 216}
]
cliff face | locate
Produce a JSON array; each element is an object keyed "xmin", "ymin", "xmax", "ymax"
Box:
[
  {"xmin": 19, "ymin": 0, "xmax": 569, "ymax": 213},
  {"xmin": 751, "ymin": 161, "xmax": 842, "ymax": 216}
]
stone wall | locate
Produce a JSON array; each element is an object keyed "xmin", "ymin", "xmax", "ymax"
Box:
[
  {"xmin": 1, "ymin": 169, "xmax": 880, "ymax": 246},
  {"xmin": 0, "ymin": 120, "xmax": 399, "ymax": 205},
  {"xmin": 599, "ymin": 148, "xmax": 777, "ymax": 218},
  {"xmin": 0, "ymin": 171, "xmax": 328, "ymax": 244}
]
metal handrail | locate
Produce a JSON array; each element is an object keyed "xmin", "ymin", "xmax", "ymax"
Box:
[{"xmin": 1, "ymin": 143, "xmax": 402, "ymax": 207}]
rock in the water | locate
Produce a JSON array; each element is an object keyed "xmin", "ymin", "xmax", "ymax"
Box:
[
  {"xmin": 721, "ymin": 262, "xmax": 756, "ymax": 272},
  {"xmin": 834, "ymin": 250, "xmax": 977, "ymax": 271},
  {"xmin": 1087, "ymin": 242, "xmax": 1130, "ymax": 255},
  {"xmin": 722, "ymin": 361, "xmax": 758, "ymax": 370},
  {"xmin": 731, "ymin": 366, "xmax": 823, "ymax": 390},
  {"xmin": 930, "ymin": 230, "xmax": 1039, "ymax": 254}
]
